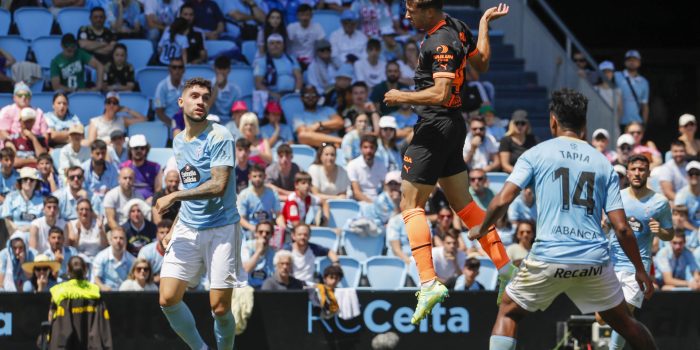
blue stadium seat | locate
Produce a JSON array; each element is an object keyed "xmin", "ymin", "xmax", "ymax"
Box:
[
  {"xmin": 0, "ymin": 9, "xmax": 10, "ymax": 36},
  {"xmin": 128, "ymin": 121, "xmax": 169, "ymax": 147},
  {"xmin": 118, "ymin": 39, "xmax": 154, "ymax": 72},
  {"xmin": 405, "ymin": 259, "xmax": 419, "ymax": 288},
  {"xmin": 327, "ymin": 199, "xmax": 359, "ymax": 228},
  {"xmin": 280, "ymin": 93, "xmax": 304, "ymax": 120},
  {"xmin": 309, "ymin": 227, "xmax": 339, "ymax": 252},
  {"xmin": 56, "ymin": 8, "xmax": 90, "ymax": 36},
  {"xmin": 50, "ymin": 147, "xmax": 62, "ymax": 170},
  {"xmin": 0, "ymin": 36, "xmax": 30, "ymax": 62},
  {"xmin": 363, "ymin": 256, "xmax": 407, "ymax": 290},
  {"xmin": 147, "ymin": 147, "xmax": 174, "ymax": 168},
  {"xmin": 240, "ymin": 95, "xmax": 253, "ymax": 112},
  {"xmin": 68, "ymin": 92, "xmax": 105, "ymax": 125},
  {"xmin": 29, "ymin": 79, "xmax": 44, "ymax": 93},
  {"xmin": 317, "ymin": 256, "xmax": 361, "ymax": 288},
  {"xmin": 486, "ymin": 171, "xmax": 509, "ymax": 194},
  {"xmin": 118, "ymin": 92, "xmax": 149, "ymax": 116},
  {"xmin": 204, "ymin": 40, "xmax": 236, "ymax": 59},
  {"xmin": 184, "ymin": 65, "xmax": 215, "ymax": 80},
  {"xmin": 136, "ymin": 66, "xmax": 168, "ymax": 99},
  {"xmin": 31, "ymin": 36, "xmax": 62, "ymax": 69},
  {"xmin": 474, "ymin": 256, "xmax": 498, "ymax": 291},
  {"xmin": 31, "ymin": 93, "xmax": 54, "ymax": 112},
  {"xmin": 274, "ymin": 144, "xmax": 316, "ymax": 169},
  {"xmin": 14, "ymin": 7, "xmax": 53, "ymax": 41},
  {"xmin": 312, "ymin": 10, "xmax": 341, "ymax": 38},
  {"xmin": 342, "ymin": 231, "xmax": 385, "ymax": 261},
  {"xmin": 241, "ymin": 41, "xmax": 257, "ymax": 66},
  {"xmin": 0, "ymin": 93, "xmax": 12, "ymax": 108},
  {"xmin": 227, "ymin": 66, "xmax": 254, "ymax": 97}
]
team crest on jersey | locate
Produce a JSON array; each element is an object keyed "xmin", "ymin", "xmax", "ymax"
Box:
[
  {"xmin": 627, "ymin": 216, "xmax": 642, "ymax": 232},
  {"xmin": 180, "ymin": 164, "xmax": 200, "ymax": 185},
  {"xmin": 570, "ymin": 143, "xmax": 578, "ymax": 150}
]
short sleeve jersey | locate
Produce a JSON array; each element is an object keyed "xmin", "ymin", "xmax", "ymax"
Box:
[
  {"xmin": 506, "ymin": 137, "xmax": 624, "ymax": 265},
  {"xmin": 414, "ymin": 15, "xmax": 477, "ymax": 119},
  {"xmin": 50, "ymin": 49, "xmax": 93, "ymax": 89},
  {"xmin": 173, "ymin": 122, "xmax": 239, "ymax": 229}
]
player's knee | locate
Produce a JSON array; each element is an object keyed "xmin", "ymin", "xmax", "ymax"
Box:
[
  {"xmin": 159, "ymin": 293, "xmax": 181, "ymax": 307},
  {"xmin": 211, "ymin": 299, "xmax": 232, "ymax": 316}
]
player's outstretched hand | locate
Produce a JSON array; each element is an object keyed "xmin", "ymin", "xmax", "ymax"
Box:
[
  {"xmin": 482, "ymin": 3, "xmax": 510, "ymax": 23},
  {"xmin": 467, "ymin": 225, "xmax": 485, "ymax": 240},
  {"xmin": 384, "ymin": 89, "xmax": 402, "ymax": 106},
  {"xmin": 155, "ymin": 192, "xmax": 176, "ymax": 214},
  {"xmin": 636, "ymin": 269, "xmax": 655, "ymax": 300}
]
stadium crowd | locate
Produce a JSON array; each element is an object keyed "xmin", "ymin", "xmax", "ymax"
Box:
[{"xmin": 0, "ymin": 0, "xmax": 698, "ymax": 295}]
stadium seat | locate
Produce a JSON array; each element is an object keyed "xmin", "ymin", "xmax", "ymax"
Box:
[
  {"xmin": 0, "ymin": 36, "xmax": 30, "ymax": 62},
  {"xmin": 317, "ymin": 256, "xmax": 361, "ymax": 288},
  {"xmin": 405, "ymin": 259, "xmax": 419, "ymax": 288},
  {"xmin": 14, "ymin": 7, "xmax": 53, "ymax": 41},
  {"xmin": 327, "ymin": 199, "xmax": 359, "ymax": 228},
  {"xmin": 56, "ymin": 8, "xmax": 90, "ymax": 36},
  {"xmin": 312, "ymin": 10, "xmax": 341, "ymax": 38},
  {"xmin": 342, "ymin": 231, "xmax": 385, "ymax": 261},
  {"xmin": 147, "ymin": 147, "xmax": 174, "ymax": 168},
  {"xmin": 205, "ymin": 40, "xmax": 236, "ymax": 59},
  {"xmin": 31, "ymin": 36, "xmax": 62, "ymax": 69},
  {"xmin": 50, "ymin": 147, "xmax": 62, "ymax": 170},
  {"xmin": 184, "ymin": 65, "xmax": 215, "ymax": 81},
  {"xmin": 128, "ymin": 121, "xmax": 169, "ymax": 147},
  {"xmin": 273, "ymin": 144, "xmax": 316, "ymax": 169},
  {"xmin": 0, "ymin": 9, "xmax": 9, "ymax": 36},
  {"xmin": 474, "ymin": 256, "xmax": 498, "ymax": 291},
  {"xmin": 68, "ymin": 92, "xmax": 105, "ymax": 125},
  {"xmin": 280, "ymin": 93, "xmax": 304, "ymax": 120},
  {"xmin": 118, "ymin": 39, "xmax": 154, "ymax": 72},
  {"xmin": 363, "ymin": 256, "xmax": 407, "ymax": 290},
  {"xmin": 309, "ymin": 227, "xmax": 339, "ymax": 252},
  {"xmin": 31, "ymin": 93, "xmax": 54, "ymax": 112},
  {"xmin": 136, "ymin": 66, "xmax": 168, "ymax": 99},
  {"xmin": 118, "ymin": 93, "xmax": 149, "ymax": 116},
  {"xmin": 0, "ymin": 93, "xmax": 12, "ymax": 108},
  {"xmin": 486, "ymin": 171, "xmax": 509, "ymax": 193},
  {"xmin": 240, "ymin": 95, "xmax": 253, "ymax": 112},
  {"xmin": 241, "ymin": 40, "xmax": 257, "ymax": 66},
  {"xmin": 29, "ymin": 79, "xmax": 44, "ymax": 93},
  {"xmin": 227, "ymin": 66, "xmax": 254, "ymax": 97}
]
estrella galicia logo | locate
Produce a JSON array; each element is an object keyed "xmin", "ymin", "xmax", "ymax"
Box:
[
  {"xmin": 628, "ymin": 216, "xmax": 642, "ymax": 232},
  {"xmin": 180, "ymin": 164, "xmax": 200, "ymax": 185}
]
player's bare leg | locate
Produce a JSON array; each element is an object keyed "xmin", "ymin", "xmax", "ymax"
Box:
[
  {"xmin": 595, "ymin": 303, "xmax": 636, "ymax": 349},
  {"xmin": 489, "ymin": 292, "xmax": 528, "ymax": 349},
  {"xmin": 599, "ymin": 302, "xmax": 657, "ymax": 350},
  {"xmin": 210, "ymin": 288, "xmax": 235, "ymax": 349},
  {"xmin": 160, "ymin": 277, "xmax": 208, "ymax": 349}
]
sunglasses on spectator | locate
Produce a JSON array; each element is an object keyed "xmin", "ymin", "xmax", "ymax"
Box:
[
  {"xmin": 15, "ymin": 93, "xmax": 31, "ymax": 98},
  {"xmin": 574, "ymin": 58, "xmax": 586, "ymax": 63},
  {"xmin": 69, "ymin": 175, "xmax": 83, "ymax": 180},
  {"xmin": 689, "ymin": 171, "xmax": 700, "ymax": 177},
  {"xmin": 36, "ymin": 267, "xmax": 51, "ymax": 272},
  {"xmin": 169, "ymin": 65, "xmax": 185, "ymax": 70},
  {"xmin": 683, "ymin": 122, "xmax": 696, "ymax": 127},
  {"xmin": 439, "ymin": 214, "xmax": 452, "ymax": 219},
  {"xmin": 620, "ymin": 145, "xmax": 632, "ymax": 151},
  {"xmin": 515, "ymin": 121, "xmax": 527, "ymax": 126},
  {"xmin": 256, "ymin": 229, "xmax": 272, "ymax": 234},
  {"xmin": 136, "ymin": 267, "xmax": 150, "ymax": 272},
  {"xmin": 303, "ymin": 93, "xmax": 318, "ymax": 98},
  {"xmin": 105, "ymin": 99, "xmax": 119, "ymax": 105}
]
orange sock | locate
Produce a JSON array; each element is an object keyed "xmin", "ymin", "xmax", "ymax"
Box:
[
  {"xmin": 457, "ymin": 202, "xmax": 510, "ymax": 270},
  {"xmin": 403, "ymin": 208, "xmax": 436, "ymax": 283}
]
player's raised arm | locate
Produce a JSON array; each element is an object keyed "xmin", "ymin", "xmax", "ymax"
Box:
[
  {"xmin": 607, "ymin": 208, "xmax": 655, "ymax": 299},
  {"xmin": 155, "ymin": 166, "xmax": 231, "ymax": 214},
  {"xmin": 469, "ymin": 3, "xmax": 510, "ymax": 73}
]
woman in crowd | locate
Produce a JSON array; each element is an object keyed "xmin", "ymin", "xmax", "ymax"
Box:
[
  {"xmin": 375, "ymin": 116, "xmax": 402, "ymax": 172},
  {"xmin": 260, "ymin": 101, "xmax": 294, "ymax": 148},
  {"xmin": 0, "ymin": 167, "xmax": 44, "ymax": 232},
  {"xmin": 431, "ymin": 206, "xmax": 466, "ymax": 249},
  {"xmin": 678, "ymin": 113, "xmax": 700, "ymax": 161},
  {"xmin": 626, "ymin": 122, "xmax": 662, "ymax": 168},
  {"xmin": 341, "ymin": 112, "xmax": 372, "ymax": 163},
  {"xmin": 593, "ymin": 61, "xmax": 622, "ymax": 119},
  {"xmin": 21, "ymin": 254, "xmax": 59, "ymax": 293},
  {"xmin": 44, "ymin": 92, "xmax": 82, "ymax": 147},
  {"xmin": 257, "ymin": 9, "xmax": 287, "ymax": 58},
  {"xmin": 36, "ymin": 153, "xmax": 59, "ymax": 196},
  {"xmin": 102, "ymin": 44, "xmax": 136, "ymax": 92},
  {"xmin": 119, "ymin": 258, "xmax": 158, "ymax": 291},
  {"xmin": 67, "ymin": 198, "xmax": 107, "ymax": 262},
  {"xmin": 499, "ymin": 113, "xmax": 538, "ymax": 173},
  {"xmin": 240, "ymin": 112, "xmax": 272, "ymax": 166},
  {"xmin": 506, "ymin": 221, "xmax": 535, "ymax": 267},
  {"xmin": 157, "ymin": 17, "xmax": 189, "ymax": 65},
  {"xmin": 308, "ymin": 143, "xmax": 350, "ymax": 221},
  {"xmin": 86, "ymin": 92, "xmax": 146, "ymax": 144}
]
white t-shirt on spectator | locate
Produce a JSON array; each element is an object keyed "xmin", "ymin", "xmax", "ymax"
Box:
[
  {"xmin": 290, "ymin": 247, "xmax": 316, "ymax": 282},
  {"xmin": 354, "ymin": 58, "xmax": 386, "ymax": 89},
  {"xmin": 308, "ymin": 164, "xmax": 350, "ymax": 196},
  {"xmin": 30, "ymin": 217, "xmax": 67, "ymax": 254},
  {"xmin": 346, "ymin": 156, "xmax": 388, "ymax": 201},
  {"xmin": 656, "ymin": 161, "xmax": 688, "ymax": 194},
  {"xmin": 59, "ymin": 145, "xmax": 91, "ymax": 178},
  {"xmin": 462, "ymin": 132, "xmax": 499, "ymax": 170},
  {"xmin": 103, "ymin": 188, "xmax": 144, "ymax": 226},
  {"xmin": 329, "ymin": 28, "xmax": 368, "ymax": 64},
  {"xmin": 287, "ymin": 22, "xmax": 325, "ymax": 62},
  {"xmin": 119, "ymin": 279, "xmax": 158, "ymax": 291},
  {"xmin": 432, "ymin": 246, "xmax": 466, "ymax": 281}
]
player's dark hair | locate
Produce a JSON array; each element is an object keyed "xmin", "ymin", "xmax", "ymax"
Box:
[
  {"xmin": 548, "ymin": 88, "xmax": 588, "ymax": 132},
  {"xmin": 214, "ymin": 56, "xmax": 231, "ymax": 70},
  {"xmin": 44, "ymin": 195, "xmax": 59, "ymax": 206},
  {"xmin": 277, "ymin": 143, "xmax": 293, "ymax": 156},
  {"xmin": 670, "ymin": 140, "xmax": 686, "ymax": 149},
  {"xmin": 627, "ymin": 154, "xmax": 650, "ymax": 169},
  {"xmin": 323, "ymin": 265, "xmax": 344, "ymax": 279},
  {"xmin": 157, "ymin": 219, "xmax": 174, "ymax": 230},
  {"xmin": 412, "ymin": 0, "xmax": 444, "ymax": 10},
  {"xmin": 351, "ymin": 81, "xmax": 368, "ymax": 92},
  {"xmin": 249, "ymin": 163, "xmax": 266, "ymax": 175},
  {"xmin": 367, "ymin": 38, "xmax": 381, "ymax": 51},
  {"xmin": 183, "ymin": 77, "xmax": 212, "ymax": 94},
  {"xmin": 360, "ymin": 134, "xmax": 378, "ymax": 148},
  {"xmin": 295, "ymin": 171, "xmax": 312, "ymax": 184},
  {"xmin": 297, "ymin": 4, "xmax": 313, "ymax": 13},
  {"xmin": 90, "ymin": 139, "xmax": 107, "ymax": 151},
  {"xmin": 235, "ymin": 138, "xmax": 252, "ymax": 150}
]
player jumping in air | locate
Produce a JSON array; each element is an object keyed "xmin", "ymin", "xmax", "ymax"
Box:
[
  {"xmin": 156, "ymin": 77, "xmax": 246, "ymax": 350},
  {"xmin": 470, "ymin": 89, "xmax": 658, "ymax": 350},
  {"xmin": 384, "ymin": 0, "xmax": 515, "ymax": 324}
]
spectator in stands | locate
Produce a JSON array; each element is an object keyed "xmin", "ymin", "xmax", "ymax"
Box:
[
  {"xmin": 22, "ymin": 254, "xmax": 60, "ymax": 293},
  {"xmin": 144, "ymin": 0, "xmax": 183, "ymax": 42},
  {"xmin": 104, "ymin": 167, "xmax": 143, "ymax": 231},
  {"xmin": 223, "ymin": 0, "xmax": 267, "ymax": 42},
  {"xmin": 357, "ymin": 170, "xmax": 401, "ymax": 233},
  {"xmin": 343, "ymin": 82, "xmax": 381, "ymax": 133},
  {"xmin": 613, "ymin": 133, "xmax": 634, "ymax": 167},
  {"xmin": 240, "ymin": 112, "xmax": 272, "ymax": 166},
  {"xmin": 1, "ymin": 167, "xmax": 44, "ymax": 232},
  {"xmin": 375, "ymin": 116, "xmax": 402, "ymax": 172},
  {"xmin": 614, "ymin": 164, "xmax": 628, "ymax": 190},
  {"xmin": 178, "ymin": 3, "xmax": 207, "ymax": 64},
  {"xmin": 46, "ymin": 0, "xmax": 85, "ymax": 16},
  {"xmin": 138, "ymin": 218, "xmax": 170, "ymax": 282},
  {"xmin": 237, "ymin": 164, "xmax": 283, "ymax": 236},
  {"xmin": 0, "ymin": 49, "xmax": 14, "ymax": 93},
  {"xmin": 225, "ymin": 100, "xmax": 248, "ymax": 140},
  {"xmin": 391, "ymin": 96, "xmax": 418, "ymax": 140},
  {"xmin": 287, "ymin": 5, "xmax": 325, "ymax": 67},
  {"xmin": 432, "ymin": 229, "xmax": 466, "ymax": 288},
  {"xmin": 151, "ymin": 170, "xmax": 180, "ymax": 224},
  {"xmin": 0, "ymin": 149, "xmax": 18, "ymax": 203},
  {"xmin": 82, "ymin": 140, "xmax": 120, "ymax": 197},
  {"xmin": 67, "ymin": 198, "xmax": 107, "ymax": 261},
  {"xmin": 431, "ymin": 206, "xmax": 460, "ymax": 247},
  {"xmin": 92, "ymin": 227, "xmax": 135, "ymax": 291},
  {"xmin": 283, "ymin": 224, "xmax": 339, "ymax": 283},
  {"xmin": 674, "ymin": 161, "xmax": 700, "ymax": 249},
  {"xmin": 307, "ymin": 39, "xmax": 341, "ymax": 95},
  {"xmin": 397, "ymin": 40, "xmax": 418, "ymax": 87},
  {"xmin": 483, "ymin": 106, "xmax": 507, "ymax": 143},
  {"xmin": 294, "ymin": 84, "xmax": 344, "ymax": 147},
  {"xmin": 260, "ymin": 101, "xmax": 294, "ymax": 148},
  {"xmin": 241, "ymin": 220, "xmax": 277, "ymax": 289},
  {"xmin": 265, "ymin": 144, "xmax": 300, "ymax": 197},
  {"xmin": 379, "ymin": 26, "xmax": 402, "ymax": 62},
  {"xmin": 78, "ymin": 7, "xmax": 117, "ymax": 64},
  {"xmin": 498, "ymin": 112, "xmax": 538, "ymax": 173},
  {"xmin": 120, "ymin": 135, "xmax": 162, "ymax": 202},
  {"xmin": 36, "ymin": 154, "xmax": 59, "ymax": 196},
  {"xmin": 102, "ymin": 44, "xmax": 136, "ymax": 92},
  {"xmin": 464, "ymin": 64, "xmax": 495, "ymax": 106},
  {"xmin": 54, "ymin": 166, "xmax": 102, "ymax": 221},
  {"xmin": 656, "ymin": 230, "xmax": 700, "ymax": 291},
  {"xmin": 593, "ymin": 61, "xmax": 622, "ymax": 119},
  {"xmin": 188, "ymin": 0, "xmax": 227, "ymax": 40},
  {"xmin": 0, "ymin": 233, "xmax": 34, "ymax": 291},
  {"xmin": 615, "ymin": 50, "xmax": 649, "ymax": 129},
  {"xmin": 309, "ymin": 143, "xmax": 350, "ymax": 218},
  {"xmin": 678, "ymin": 114, "xmax": 700, "ymax": 161},
  {"xmin": 157, "ymin": 18, "xmax": 190, "ymax": 65},
  {"xmin": 111, "ymin": 0, "xmax": 143, "ymax": 38},
  {"xmin": 281, "ymin": 171, "xmax": 320, "ymax": 228},
  {"xmin": 210, "ymin": 56, "xmax": 240, "ymax": 123},
  {"xmin": 354, "ymin": 39, "xmax": 386, "ymax": 90},
  {"xmin": 572, "ymin": 51, "xmax": 598, "ymax": 86},
  {"xmin": 323, "ymin": 64, "xmax": 354, "ymax": 114},
  {"xmin": 506, "ymin": 221, "xmax": 534, "ymax": 267},
  {"xmin": 4, "ymin": 108, "xmax": 47, "ymax": 168},
  {"xmin": 330, "ymin": 10, "xmax": 368, "ymax": 64},
  {"xmin": 371, "ymin": 61, "xmax": 407, "ymax": 115},
  {"xmin": 119, "ymin": 258, "xmax": 157, "ymax": 291},
  {"xmin": 508, "ymin": 186, "xmax": 537, "ymax": 225},
  {"xmin": 348, "ymin": 134, "xmax": 387, "ymax": 202},
  {"xmin": 626, "ymin": 122, "xmax": 662, "ymax": 168},
  {"xmin": 58, "ymin": 125, "xmax": 91, "ymax": 179},
  {"xmin": 468, "ymin": 168, "xmax": 494, "ymax": 210},
  {"xmin": 86, "ymin": 91, "xmax": 146, "ymax": 145},
  {"xmin": 234, "ymin": 138, "xmax": 252, "ymax": 193},
  {"xmin": 261, "ymin": 249, "xmax": 305, "ymax": 290},
  {"xmin": 351, "ymin": 0, "xmax": 392, "ymax": 37},
  {"xmin": 29, "ymin": 196, "xmax": 65, "ymax": 254},
  {"xmin": 254, "ymin": 34, "xmax": 303, "ymax": 99},
  {"xmin": 590, "ymin": 128, "xmax": 617, "ymax": 163},
  {"xmin": 51, "ymin": 34, "xmax": 104, "ymax": 93},
  {"xmin": 463, "ymin": 116, "xmax": 500, "ymax": 172},
  {"xmin": 455, "ymin": 257, "xmax": 485, "ymax": 291},
  {"xmin": 43, "ymin": 227, "xmax": 78, "ymax": 279},
  {"xmin": 44, "ymin": 92, "xmax": 82, "ymax": 147},
  {"xmin": 121, "ymin": 198, "xmax": 156, "ymax": 255},
  {"xmin": 0, "ymin": 82, "xmax": 48, "ymax": 138},
  {"xmin": 257, "ymin": 9, "xmax": 288, "ymax": 57},
  {"xmin": 672, "ymin": 205, "xmax": 689, "ymax": 233},
  {"xmin": 658, "ymin": 140, "xmax": 688, "ymax": 201},
  {"xmin": 387, "ymin": 211, "xmax": 410, "ymax": 263},
  {"xmin": 154, "ymin": 57, "xmax": 185, "ymax": 127}
]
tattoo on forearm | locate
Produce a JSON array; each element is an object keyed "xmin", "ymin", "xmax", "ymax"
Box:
[{"xmin": 174, "ymin": 166, "xmax": 231, "ymax": 201}]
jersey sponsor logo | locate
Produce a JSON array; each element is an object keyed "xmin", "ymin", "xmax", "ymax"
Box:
[
  {"xmin": 403, "ymin": 155, "xmax": 413, "ymax": 164},
  {"xmin": 553, "ymin": 265, "xmax": 602, "ymax": 278},
  {"xmin": 433, "ymin": 54, "xmax": 454, "ymax": 62},
  {"xmin": 436, "ymin": 45, "xmax": 448, "ymax": 53},
  {"xmin": 551, "ymin": 225, "xmax": 597, "ymax": 240},
  {"xmin": 628, "ymin": 216, "xmax": 642, "ymax": 232},
  {"xmin": 403, "ymin": 165, "xmax": 411, "ymax": 173},
  {"xmin": 180, "ymin": 164, "xmax": 201, "ymax": 185}
]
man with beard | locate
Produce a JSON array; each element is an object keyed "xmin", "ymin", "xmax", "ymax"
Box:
[
  {"xmin": 293, "ymin": 84, "xmax": 344, "ymax": 147},
  {"xmin": 323, "ymin": 64, "xmax": 355, "ymax": 114},
  {"xmin": 81, "ymin": 140, "xmax": 119, "ymax": 197},
  {"xmin": 237, "ymin": 164, "xmax": 284, "ymax": 237},
  {"xmin": 120, "ymin": 134, "xmax": 162, "ymax": 203},
  {"xmin": 370, "ymin": 61, "xmax": 408, "ymax": 115}
]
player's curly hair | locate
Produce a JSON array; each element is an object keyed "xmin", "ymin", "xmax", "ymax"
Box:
[
  {"xmin": 183, "ymin": 77, "xmax": 212, "ymax": 94},
  {"xmin": 548, "ymin": 88, "xmax": 588, "ymax": 132}
]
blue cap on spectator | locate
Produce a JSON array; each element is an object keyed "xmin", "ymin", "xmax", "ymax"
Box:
[
  {"xmin": 14, "ymin": 82, "xmax": 30, "ymax": 96},
  {"xmin": 625, "ymin": 50, "xmax": 641, "ymax": 60},
  {"xmin": 336, "ymin": 64, "xmax": 354, "ymax": 79},
  {"xmin": 598, "ymin": 60, "xmax": 614, "ymax": 71},
  {"xmin": 340, "ymin": 10, "xmax": 358, "ymax": 22}
]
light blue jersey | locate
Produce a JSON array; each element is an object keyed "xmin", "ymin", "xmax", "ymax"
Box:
[
  {"xmin": 237, "ymin": 186, "xmax": 281, "ymax": 231},
  {"xmin": 611, "ymin": 189, "xmax": 672, "ymax": 273},
  {"xmin": 507, "ymin": 137, "xmax": 623, "ymax": 265},
  {"xmin": 673, "ymin": 186, "xmax": 700, "ymax": 249},
  {"xmin": 173, "ymin": 122, "xmax": 239, "ymax": 229}
]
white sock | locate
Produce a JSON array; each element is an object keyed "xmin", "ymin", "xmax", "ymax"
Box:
[{"xmin": 421, "ymin": 278, "xmax": 436, "ymax": 289}]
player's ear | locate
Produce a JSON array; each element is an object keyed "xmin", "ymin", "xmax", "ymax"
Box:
[
  {"xmin": 549, "ymin": 113, "xmax": 557, "ymax": 134},
  {"xmin": 178, "ymin": 97, "xmax": 184, "ymax": 108}
]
